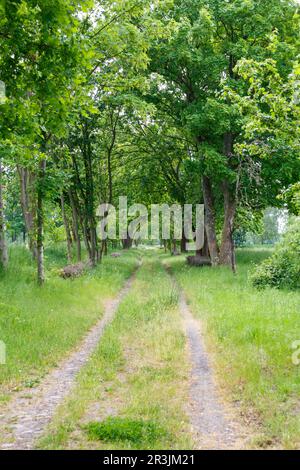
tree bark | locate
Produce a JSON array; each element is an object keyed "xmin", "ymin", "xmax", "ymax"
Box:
[
  {"xmin": 68, "ymin": 190, "xmax": 81, "ymax": 262},
  {"xmin": 0, "ymin": 162, "xmax": 8, "ymax": 269},
  {"xmin": 17, "ymin": 166, "xmax": 37, "ymax": 258},
  {"xmin": 122, "ymin": 230, "xmax": 132, "ymax": 250},
  {"xmin": 61, "ymin": 193, "xmax": 73, "ymax": 264},
  {"xmin": 201, "ymin": 175, "xmax": 219, "ymax": 265},
  {"xmin": 219, "ymin": 133, "xmax": 237, "ymax": 271},
  {"xmin": 82, "ymin": 119, "xmax": 98, "ymax": 267},
  {"xmin": 172, "ymin": 239, "xmax": 177, "ymax": 255},
  {"xmin": 219, "ymin": 180, "xmax": 236, "ymax": 271},
  {"xmin": 37, "ymin": 159, "xmax": 46, "ymax": 285},
  {"xmin": 70, "ymin": 151, "xmax": 92, "ymax": 259},
  {"xmin": 196, "ymin": 230, "xmax": 209, "ymax": 257},
  {"xmin": 180, "ymin": 229, "xmax": 187, "ymax": 253},
  {"xmin": 107, "ymin": 144, "xmax": 113, "ymax": 208}
]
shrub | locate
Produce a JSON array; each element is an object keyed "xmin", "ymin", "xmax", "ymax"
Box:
[{"xmin": 251, "ymin": 218, "xmax": 300, "ymax": 289}]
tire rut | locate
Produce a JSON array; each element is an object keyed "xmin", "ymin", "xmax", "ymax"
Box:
[
  {"xmin": 165, "ymin": 264, "xmax": 248, "ymax": 450},
  {"xmin": 0, "ymin": 263, "xmax": 141, "ymax": 450}
]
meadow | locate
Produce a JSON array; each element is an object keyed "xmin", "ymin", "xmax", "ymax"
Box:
[
  {"xmin": 1, "ymin": 246, "xmax": 300, "ymax": 449},
  {"xmin": 0, "ymin": 245, "xmax": 137, "ymax": 404},
  {"xmin": 168, "ymin": 249, "xmax": 300, "ymax": 448},
  {"xmin": 37, "ymin": 254, "xmax": 192, "ymax": 450}
]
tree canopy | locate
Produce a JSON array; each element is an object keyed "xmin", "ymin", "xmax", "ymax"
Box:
[{"xmin": 0, "ymin": 0, "xmax": 299, "ymax": 281}]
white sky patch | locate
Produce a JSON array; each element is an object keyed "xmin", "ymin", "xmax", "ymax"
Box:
[
  {"xmin": 0, "ymin": 81, "xmax": 5, "ymax": 103},
  {"xmin": 278, "ymin": 209, "xmax": 289, "ymax": 234}
]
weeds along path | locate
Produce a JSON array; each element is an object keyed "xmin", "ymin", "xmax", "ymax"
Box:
[
  {"xmin": 0, "ymin": 260, "xmax": 141, "ymax": 450},
  {"xmin": 164, "ymin": 263, "xmax": 247, "ymax": 450},
  {"xmin": 36, "ymin": 256, "xmax": 192, "ymax": 450}
]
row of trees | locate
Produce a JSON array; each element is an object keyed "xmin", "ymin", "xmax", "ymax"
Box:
[{"xmin": 0, "ymin": 0, "xmax": 299, "ymax": 283}]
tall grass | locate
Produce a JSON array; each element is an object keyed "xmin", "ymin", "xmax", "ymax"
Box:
[
  {"xmin": 38, "ymin": 254, "xmax": 192, "ymax": 450},
  {"xmin": 0, "ymin": 245, "xmax": 138, "ymax": 402},
  {"xmin": 168, "ymin": 248, "xmax": 300, "ymax": 448}
]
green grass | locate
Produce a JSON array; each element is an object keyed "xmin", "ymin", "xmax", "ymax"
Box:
[
  {"xmin": 85, "ymin": 418, "xmax": 167, "ymax": 446},
  {"xmin": 0, "ymin": 245, "xmax": 138, "ymax": 403},
  {"xmin": 3, "ymin": 245, "xmax": 299, "ymax": 449},
  {"xmin": 166, "ymin": 248, "xmax": 300, "ymax": 449},
  {"xmin": 38, "ymin": 254, "xmax": 192, "ymax": 450}
]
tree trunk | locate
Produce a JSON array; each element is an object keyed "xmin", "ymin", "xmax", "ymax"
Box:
[
  {"xmin": 74, "ymin": 192, "xmax": 91, "ymax": 259},
  {"xmin": 17, "ymin": 166, "xmax": 37, "ymax": 258},
  {"xmin": 90, "ymin": 226, "xmax": 98, "ymax": 267},
  {"xmin": 68, "ymin": 190, "xmax": 81, "ymax": 262},
  {"xmin": 219, "ymin": 133, "xmax": 237, "ymax": 271},
  {"xmin": 202, "ymin": 175, "xmax": 219, "ymax": 265},
  {"xmin": 107, "ymin": 147, "xmax": 113, "ymax": 207},
  {"xmin": 196, "ymin": 230, "xmax": 209, "ymax": 257},
  {"xmin": 102, "ymin": 240, "xmax": 108, "ymax": 256},
  {"xmin": 61, "ymin": 194, "xmax": 73, "ymax": 264},
  {"xmin": 82, "ymin": 222, "xmax": 92, "ymax": 259},
  {"xmin": 103, "ymin": 135, "xmax": 114, "ymax": 259},
  {"xmin": 70, "ymin": 144, "xmax": 92, "ymax": 260},
  {"xmin": 82, "ymin": 120, "xmax": 98, "ymax": 267},
  {"xmin": 37, "ymin": 159, "xmax": 46, "ymax": 285},
  {"xmin": 219, "ymin": 180, "xmax": 236, "ymax": 271},
  {"xmin": 0, "ymin": 162, "xmax": 8, "ymax": 269},
  {"xmin": 180, "ymin": 229, "xmax": 187, "ymax": 253},
  {"xmin": 122, "ymin": 231, "xmax": 132, "ymax": 249}
]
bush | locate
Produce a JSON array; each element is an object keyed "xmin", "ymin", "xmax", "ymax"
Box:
[{"xmin": 251, "ymin": 218, "xmax": 300, "ymax": 289}]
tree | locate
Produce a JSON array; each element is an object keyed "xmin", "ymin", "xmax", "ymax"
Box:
[
  {"xmin": 0, "ymin": 0, "xmax": 299, "ymax": 281},
  {"xmin": 0, "ymin": 0, "xmax": 92, "ymax": 282},
  {"xmin": 143, "ymin": 0, "xmax": 299, "ymax": 268},
  {"xmin": 53, "ymin": 0, "xmax": 163, "ymax": 262},
  {"xmin": 251, "ymin": 218, "xmax": 300, "ymax": 290}
]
